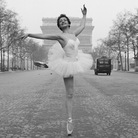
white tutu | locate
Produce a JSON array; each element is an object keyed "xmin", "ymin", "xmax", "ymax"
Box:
[{"xmin": 47, "ymin": 39, "xmax": 93, "ymax": 78}]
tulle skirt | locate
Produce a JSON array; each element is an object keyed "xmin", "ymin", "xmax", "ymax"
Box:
[{"xmin": 47, "ymin": 42, "xmax": 93, "ymax": 78}]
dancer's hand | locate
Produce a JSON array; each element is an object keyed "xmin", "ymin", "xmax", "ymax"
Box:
[{"xmin": 81, "ymin": 4, "xmax": 87, "ymax": 16}]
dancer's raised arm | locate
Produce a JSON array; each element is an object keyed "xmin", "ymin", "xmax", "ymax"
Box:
[{"xmin": 73, "ymin": 4, "xmax": 87, "ymax": 36}]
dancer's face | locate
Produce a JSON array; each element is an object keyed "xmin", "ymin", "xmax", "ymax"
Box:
[{"xmin": 59, "ymin": 17, "xmax": 70, "ymax": 30}]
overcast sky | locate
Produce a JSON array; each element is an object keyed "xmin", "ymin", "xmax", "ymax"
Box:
[{"xmin": 5, "ymin": 0, "xmax": 138, "ymax": 46}]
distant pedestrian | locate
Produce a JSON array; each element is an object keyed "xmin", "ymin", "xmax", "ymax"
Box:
[{"xmin": 21, "ymin": 4, "xmax": 93, "ymax": 136}]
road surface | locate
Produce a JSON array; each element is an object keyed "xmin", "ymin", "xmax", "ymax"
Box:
[{"xmin": 0, "ymin": 70, "xmax": 138, "ymax": 138}]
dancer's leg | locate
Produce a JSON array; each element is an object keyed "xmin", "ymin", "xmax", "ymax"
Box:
[
  {"xmin": 63, "ymin": 76, "xmax": 74, "ymax": 135},
  {"xmin": 63, "ymin": 76, "xmax": 74, "ymax": 119}
]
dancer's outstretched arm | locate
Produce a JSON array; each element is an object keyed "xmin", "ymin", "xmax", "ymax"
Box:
[
  {"xmin": 21, "ymin": 33, "xmax": 66, "ymax": 47},
  {"xmin": 22, "ymin": 33, "xmax": 63, "ymax": 41}
]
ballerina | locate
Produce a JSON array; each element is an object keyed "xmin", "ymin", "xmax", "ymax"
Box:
[{"xmin": 22, "ymin": 4, "xmax": 93, "ymax": 136}]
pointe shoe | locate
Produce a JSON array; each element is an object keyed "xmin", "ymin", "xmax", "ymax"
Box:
[
  {"xmin": 34, "ymin": 61, "xmax": 43, "ymax": 67},
  {"xmin": 34, "ymin": 61, "xmax": 48, "ymax": 68},
  {"xmin": 43, "ymin": 63, "xmax": 48, "ymax": 68},
  {"xmin": 67, "ymin": 118, "xmax": 73, "ymax": 136}
]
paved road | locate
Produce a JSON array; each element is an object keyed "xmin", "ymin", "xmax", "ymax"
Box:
[{"xmin": 0, "ymin": 70, "xmax": 138, "ymax": 138}]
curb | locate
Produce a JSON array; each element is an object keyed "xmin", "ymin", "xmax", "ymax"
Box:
[{"xmin": 113, "ymin": 70, "xmax": 138, "ymax": 74}]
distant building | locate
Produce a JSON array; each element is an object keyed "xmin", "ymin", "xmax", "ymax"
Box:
[{"xmin": 40, "ymin": 17, "xmax": 94, "ymax": 53}]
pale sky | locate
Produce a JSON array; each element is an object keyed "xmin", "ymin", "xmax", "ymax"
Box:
[{"xmin": 5, "ymin": 0, "xmax": 138, "ymax": 47}]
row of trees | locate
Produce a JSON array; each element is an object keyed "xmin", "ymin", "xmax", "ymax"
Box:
[
  {"xmin": 93, "ymin": 9, "xmax": 138, "ymax": 71},
  {"xmin": 0, "ymin": 0, "xmax": 48, "ymax": 72},
  {"xmin": 1, "ymin": 0, "xmax": 138, "ymax": 72}
]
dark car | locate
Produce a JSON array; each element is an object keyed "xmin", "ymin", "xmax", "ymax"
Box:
[{"xmin": 94, "ymin": 56, "xmax": 112, "ymax": 75}]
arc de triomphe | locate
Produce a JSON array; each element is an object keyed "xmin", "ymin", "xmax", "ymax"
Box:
[{"xmin": 40, "ymin": 17, "xmax": 94, "ymax": 53}]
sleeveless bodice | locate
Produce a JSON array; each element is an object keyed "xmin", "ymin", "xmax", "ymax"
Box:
[
  {"xmin": 48, "ymin": 37, "xmax": 93, "ymax": 77},
  {"xmin": 63, "ymin": 38, "xmax": 80, "ymax": 61}
]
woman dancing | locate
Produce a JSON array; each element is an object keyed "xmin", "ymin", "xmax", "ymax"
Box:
[{"xmin": 22, "ymin": 4, "xmax": 93, "ymax": 136}]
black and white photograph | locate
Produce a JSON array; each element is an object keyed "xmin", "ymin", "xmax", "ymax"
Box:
[{"xmin": 0, "ymin": 0, "xmax": 138, "ymax": 137}]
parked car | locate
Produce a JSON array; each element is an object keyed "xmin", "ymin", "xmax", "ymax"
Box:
[{"xmin": 94, "ymin": 56, "xmax": 112, "ymax": 75}]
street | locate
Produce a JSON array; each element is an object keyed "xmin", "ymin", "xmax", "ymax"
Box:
[{"xmin": 0, "ymin": 69, "xmax": 138, "ymax": 138}]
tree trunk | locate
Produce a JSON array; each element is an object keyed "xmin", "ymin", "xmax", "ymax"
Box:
[
  {"xmin": 118, "ymin": 37, "xmax": 123, "ymax": 71},
  {"xmin": 134, "ymin": 58, "xmax": 138, "ymax": 72},
  {"xmin": 0, "ymin": 50, "xmax": 2, "ymax": 71},
  {"xmin": 0, "ymin": 20, "xmax": 2, "ymax": 71},
  {"xmin": 127, "ymin": 42, "xmax": 129, "ymax": 71},
  {"xmin": 119, "ymin": 52, "xmax": 123, "ymax": 70},
  {"xmin": 7, "ymin": 46, "xmax": 10, "ymax": 71}
]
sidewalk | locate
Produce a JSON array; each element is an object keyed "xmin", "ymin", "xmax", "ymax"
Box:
[{"xmin": 113, "ymin": 68, "xmax": 138, "ymax": 74}]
